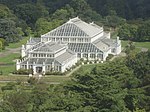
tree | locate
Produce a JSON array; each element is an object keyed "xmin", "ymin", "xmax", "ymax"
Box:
[
  {"xmin": 52, "ymin": 9, "xmax": 70, "ymax": 22},
  {"xmin": 105, "ymin": 10, "xmax": 126, "ymax": 28},
  {"xmin": 126, "ymin": 51, "xmax": 150, "ymax": 79},
  {"xmin": 65, "ymin": 61, "xmax": 134, "ymax": 111},
  {"xmin": 125, "ymin": 51, "xmax": 150, "ymax": 111},
  {"xmin": 2, "ymin": 91, "xmax": 30, "ymax": 112},
  {"xmin": 35, "ymin": 18, "xmax": 63, "ymax": 36},
  {"xmin": 125, "ymin": 41, "xmax": 136, "ymax": 55},
  {"xmin": 13, "ymin": 3, "xmax": 48, "ymax": 27},
  {"xmin": 0, "ymin": 101, "xmax": 15, "ymax": 112},
  {"xmin": 25, "ymin": 27, "xmax": 32, "ymax": 36},
  {"xmin": 137, "ymin": 20, "xmax": 150, "ymax": 41},
  {"xmin": 16, "ymin": 27, "xmax": 24, "ymax": 37},
  {"xmin": 69, "ymin": 0, "xmax": 101, "ymax": 22},
  {"xmin": 118, "ymin": 23, "xmax": 138, "ymax": 40},
  {"xmin": 0, "ymin": 19, "xmax": 20, "ymax": 42},
  {"xmin": 0, "ymin": 4, "xmax": 13, "ymax": 19}
]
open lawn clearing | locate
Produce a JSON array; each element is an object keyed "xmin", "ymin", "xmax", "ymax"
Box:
[
  {"xmin": 0, "ymin": 53, "xmax": 20, "ymax": 64},
  {"xmin": 0, "ymin": 75, "xmax": 71, "ymax": 84},
  {"xmin": 134, "ymin": 42, "xmax": 150, "ymax": 49},
  {"xmin": 72, "ymin": 63, "xmax": 102, "ymax": 75},
  {"xmin": 41, "ymin": 76, "xmax": 71, "ymax": 83},
  {"xmin": 0, "ymin": 53, "xmax": 20, "ymax": 75},
  {"xmin": 0, "ymin": 65, "xmax": 15, "ymax": 75},
  {"xmin": 121, "ymin": 40, "xmax": 150, "ymax": 50},
  {"xmin": 0, "ymin": 75, "xmax": 28, "ymax": 82}
]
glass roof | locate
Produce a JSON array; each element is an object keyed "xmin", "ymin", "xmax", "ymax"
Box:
[
  {"xmin": 68, "ymin": 43, "xmax": 103, "ymax": 53},
  {"xmin": 48, "ymin": 23, "xmax": 88, "ymax": 37}
]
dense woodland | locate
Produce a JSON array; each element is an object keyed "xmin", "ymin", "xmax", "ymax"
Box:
[
  {"xmin": 0, "ymin": 0, "xmax": 150, "ymax": 112},
  {"xmin": 0, "ymin": 0, "xmax": 150, "ymax": 50},
  {"xmin": 0, "ymin": 50, "xmax": 150, "ymax": 112}
]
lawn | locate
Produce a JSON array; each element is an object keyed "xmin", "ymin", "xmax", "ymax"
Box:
[
  {"xmin": 0, "ymin": 66, "xmax": 16, "ymax": 75},
  {"xmin": 0, "ymin": 53, "xmax": 20, "ymax": 75},
  {"xmin": 0, "ymin": 75, "xmax": 71, "ymax": 84},
  {"xmin": 72, "ymin": 63, "xmax": 101, "ymax": 75},
  {"xmin": 134, "ymin": 42, "xmax": 150, "ymax": 49},
  {"xmin": 0, "ymin": 75, "xmax": 28, "ymax": 82},
  {"xmin": 121, "ymin": 40, "xmax": 129, "ymax": 48},
  {"xmin": 41, "ymin": 76, "xmax": 71, "ymax": 83},
  {"xmin": 0, "ymin": 53, "xmax": 20, "ymax": 64},
  {"xmin": 121, "ymin": 40, "xmax": 150, "ymax": 50}
]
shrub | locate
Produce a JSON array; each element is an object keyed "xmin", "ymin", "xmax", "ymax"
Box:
[
  {"xmin": 12, "ymin": 69, "xmax": 33, "ymax": 75},
  {"xmin": 45, "ymin": 71, "xmax": 65, "ymax": 75},
  {"xmin": 27, "ymin": 77, "xmax": 38, "ymax": 85},
  {"xmin": 106, "ymin": 54, "xmax": 114, "ymax": 61}
]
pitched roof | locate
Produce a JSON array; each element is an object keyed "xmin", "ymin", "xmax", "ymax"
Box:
[
  {"xmin": 32, "ymin": 42, "xmax": 66, "ymax": 53},
  {"xmin": 101, "ymin": 38, "xmax": 117, "ymax": 47},
  {"xmin": 93, "ymin": 40, "xmax": 110, "ymax": 52},
  {"xmin": 56, "ymin": 50, "xmax": 76, "ymax": 64},
  {"xmin": 68, "ymin": 43, "xmax": 103, "ymax": 53},
  {"xmin": 42, "ymin": 17, "xmax": 103, "ymax": 38}
]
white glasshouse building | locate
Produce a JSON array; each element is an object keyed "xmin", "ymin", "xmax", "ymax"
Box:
[{"xmin": 16, "ymin": 17, "xmax": 121, "ymax": 74}]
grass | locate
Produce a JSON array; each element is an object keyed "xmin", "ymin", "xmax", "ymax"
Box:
[
  {"xmin": 73, "ymin": 63, "xmax": 101, "ymax": 75},
  {"xmin": 7, "ymin": 36, "xmax": 30, "ymax": 49},
  {"xmin": 0, "ymin": 75, "xmax": 70, "ymax": 84},
  {"xmin": 121, "ymin": 40, "xmax": 129, "ymax": 48},
  {"xmin": 41, "ymin": 76, "xmax": 71, "ymax": 83},
  {"xmin": 0, "ymin": 66, "xmax": 16, "ymax": 75},
  {"xmin": 0, "ymin": 53, "xmax": 20, "ymax": 75},
  {"xmin": 0, "ymin": 75, "xmax": 28, "ymax": 81},
  {"xmin": 134, "ymin": 42, "xmax": 150, "ymax": 49},
  {"xmin": 0, "ymin": 53, "xmax": 20, "ymax": 64},
  {"xmin": 121, "ymin": 40, "xmax": 150, "ymax": 50}
]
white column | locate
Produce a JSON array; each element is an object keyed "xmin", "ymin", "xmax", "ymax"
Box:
[
  {"xmin": 42, "ymin": 62, "xmax": 46, "ymax": 75},
  {"xmin": 103, "ymin": 53, "xmax": 107, "ymax": 61},
  {"xmin": 87, "ymin": 53, "xmax": 90, "ymax": 60},
  {"xmin": 21, "ymin": 45, "xmax": 26, "ymax": 57},
  {"xmin": 52, "ymin": 62, "xmax": 54, "ymax": 71},
  {"xmin": 33, "ymin": 62, "xmax": 36, "ymax": 74},
  {"xmin": 27, "ymin": 61, "xmax": 29, "ymax": 69},
  {"xmin": 81, "ymin": 53, "xmax": 83, "ymax": 58},
  {"xmin": 16, "ymin": 60, "xmax": 20, "ymax": 70}
]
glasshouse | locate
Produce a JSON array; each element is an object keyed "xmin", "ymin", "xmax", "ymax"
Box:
[{"xmin": 16, "ymin": 17, "xmax": 121, "ymax": 74}]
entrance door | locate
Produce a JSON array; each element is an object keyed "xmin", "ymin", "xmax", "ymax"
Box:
[{"xmin": 36, "ymin": 67, "xmax": 42, "ymax": 73}]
